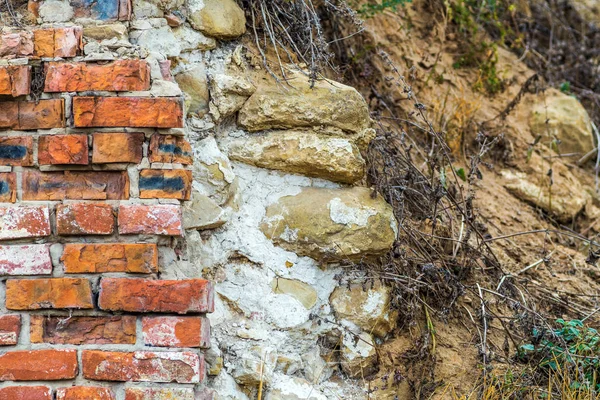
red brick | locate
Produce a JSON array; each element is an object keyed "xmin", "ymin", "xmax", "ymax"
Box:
[
  {"xmin": 56, "ymin": 203, "xmax": 114, "ymax": 235},
  {"xmin": 149, "ymin": 134, "xmax": 192, "ymax": 164},
  {"xmin": 32, "ymin": 27, "xmax": 83, "ymax": 58},
  {"xmin": 139, "ymin": 169, "xmax": 192, "ymax": 200},
  {"xmin": 0, "ymin": 315, "xmax": 20, "ymax": 346},
  {"xmin": 45, "ymin": 60, "xmax": 150, "ymax": 92},
  {"xmin": 30, "ymin": 315, "xmax": 136, "ymax": 345},
  {"xmin": 56, "ymin": 387, "xmax": 115, "ymax": 400},
  {"xmin": 0, "ymin": 244, "xmax": 52, "ymax": 275},
  {"xmin": 0, "ymin": 136, "xmax": 33, "ymax": 166},
  {"xmin": 0, "ymin": 32, "xmax": 34, "ymax": 58},
  {"xmin": 68, "ymin": 0, "xmax": 130, "ymax": 20},
  {"xmin": 142, "ymin": 316, "xmax": 210, "ymax": 348},
  {"xmin": 125, "ymin": 388, "xmax": 195, "ymax": 400},
  {"xmin": 0, "ymin": 66, "xmax": 30, "ymax": 96},
  {"xmin": 6, "ymin": 278, "xmax": 93, "ymax": 310},
  {"xmin": 92, "ymin": 132, "xmax": 144, "ymax": 164},
  {"xmin": 0, "ymin": 173, "xmax": 16, "ymax": 203},
  {"xmin": 82, "ymin": 350, "xmax": 202, "ymax": 383},
  {"xmin": 62, "ymin": 243, "xmax": 158, "ymax": 273},
  {"xmin": 118, "ymin": 204, "xmax": 182, "ymax": 235},
  {"xmin": 0, "ymin": 206, "xmax": 50, "ymax": 240},
  {"xmin": 99, "ymin": 278, "xmax": 214, "ymax": 314},
  {"xmin": 38, "ymin": 134, "xmax": 88, "ymax": 165},
  {"xmin": 0, "ymin": 386, "xmax": 51, "ymax": 400},
  {"xmin": 0, "ymin": 349, "xmax": 77, "ymax": 380},
  {"xmin": 73, "ymin": 97, "xmax": 184, "ymax": 128},
  {"xmin": 22, "ymin": 170, "xmax": 129, "ymax": 200},
  {"xmin": 0, "ymin": 99, "xmax": 64, "ymax": 130}
]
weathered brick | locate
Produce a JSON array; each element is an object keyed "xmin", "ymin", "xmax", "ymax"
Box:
[
  {"xmin": 69, "ymin": 0, "xmax": 131, "ymax": 20},
  {"xmin": 82, "ymin": 350, "xmax": 202, "ymax": 383},
  {"xmin": 45, "ymin": 60, "xmax": 150, "ymax": 92},
  {"xmin": 0, "ymin": 99, "xmax": 64, "ymax": 130},
  {"xmin": 99, "ymin": 278, "xmax": 214, "ymax": 313},
  {"xmin": 0, "ymin": 386, "xmax": 51, "ymax": 400},
  {"xmin": 125, "ymin": 388, "xmax": 195, "ymax": 400},
  {"xmin": 0, "ymin": 315, "xmax": 20, "ymax": 346},
  {"xmin": 56, "ymin": 203, "xmax": 114, "ymax": 235},
  {"xmin": 149, "ymin": 134, "xmax": 193, "ymax": 164},
  {"xmin": 0, "ymin": 244, "xmax": 52, "ymax": 275},
  {"xmin": 6, "ymin": 278, "xmax": 93, "ymax": 310},
  {"xmin": 0, "ymin": 66, "xmax": 30, "ymax": 96},
  {"xmin": 22, "ymin": 170, "xmax": 129, "ymax": 200},
  {"xmin": 30, "ymin": 315, "xmax": 136, "ymax": 345},
  {"xmin": 34, "ymin": 27, "xmax": 83, "ymax": 58},
  {"xmin": 92, "ymin": 132, "xmax": 144, "ymax": 164},
  {"xmin": 142, "ymin": 316, "xmax": 210, "ymax": 348},
  {"xmin": 56, "ymin": 387, "xmax": 115, "ymax": 400},
  {"xmin": 0, "ymin": 349, "xmax": 77, "ymax": 380},
  {"xmin": 0, "ymin": 206, "xmax": 50, "ymax": 240},
  {"xmin": 0, "ymin": 173, "xmax": 16, "ymax": 203},
  {"xmin": 118, "ymin": 204, "xmax": 182, "ymax": 235},
  {"xmin": 139, "ymin": 169, "xmax": 192, "ymax": 200},
  {"xmin": 0, "ymin": 136, "xmax": 33, "ymax": 166},
  {"xmin": 62, "ymin": 243, "xmax": 158, "ymax": 273},
  {"xmin": 0, "ymin": 32, "xmax": 33, "ymax": 58},
  {"xmin": 73, "ymin": 97, "xmax": 184, "ymax": 128},
  {"xmin": 38, "ymin": 134, "xmax": 89, "ymax": 165}
]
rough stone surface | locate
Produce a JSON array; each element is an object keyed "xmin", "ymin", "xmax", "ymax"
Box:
[
  {"xmin": 139, "ymin": 169, "xmax": 192, "ymax": 200},
  {"xmin": 56, "ymin": 203, "xmax": 115, "ymax": 235},
  {"xmin": 228, "ymin": 131, "xmax": 365, "ymax": 183},
  {"xmin": 30, "ymin": 315, "xmax": 136, "ymax": 345},
  {"xmin": 83, "ymin": 23, "xmax": 128, "ymax": 41},
  {"xmin": 340, "ymin": 331, "xmax": 378, "ymax": 378},
  {"xmin": 266, "ymin": 375, "xmax": 328, "ymax": 400},
  {"xmin": 261, "ymin": 187, "xmax": 397, "ymax": 260},
  {"xmin": 0, "ymin": 66, "xmax": 31, "ymax": 97},
  {"xmin": 232, "ymin": 345, "xmax": 277, "ymax": 386},
  {"xmin": 0, "ymin": 349, "xmax": 77, "ymax": 380},
  {"xmin": 0, "ymin": 99, "xmax": 65, "ymax": 130},
  {"xmin": 175, "ymin": 65, "xmax": 209, "ymax": 117},
  {"xmin": 187, "ymin": 0, "xmax": 246, "ymax": 39},
  {"xmin": 209, "ymin": 71, "xmax": 255, "ymax": 120},
  {"xmin": 39, "ymin": 0, "xmax": 74, "ymax": 23},
  {"xmin": 6, "ymin": 278, "xmax": 94, "ymax": 310},
  {"xmin": 270, "ymin": 278, "xmax": 317, "ymax": 309},
  {"xmin": 125, "ymin": 388, "xmax": 195, "ymax": 400},
  {"xmin": 0, "ymin": 244, "xmax": 52, "ymax": 275},
  {"xmin": 0, "ymin": 136, "xmax": 33, "ymax": 166},
  {"xmin": 62, "ymin": 243, "xmax": 158, "ymax": 273},
  {"xmin": 149, "ymin": 134, "xmax": 193, "ymax": 164},
  {"xmin": 183, "ymin": 190, "xmax": 226, "ymax": 230}
]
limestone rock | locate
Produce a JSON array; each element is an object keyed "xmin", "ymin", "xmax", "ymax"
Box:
[
  {"xmin": 173, "ymin": 25, "xmax": 217, "ymax": 52},
  {"xmin": 39, "ymin": 0, "xmax": 74, "ymax": 22},
  {"xmin": 238, "ymin": 73, "xmax": 373, "ymax": 148},
  {"xmin": 330, "ymin": 283, "xmax": 396, "ymax": 337},
  {"xmin": 530, "ymin": 89, "xmax": 594, "ymax": 156},
  {"xmin": 270, "ymin": 278, "xmax": 317, "ymax": 309},
  {"xmin": 501, "ymin": 154, "xmax": 591, "ymax": 222},
  {"xmin": 228, "ymin": 131, "xmax": 365, "ymax": 184},
  {"xmin": 192, "ymin": 137, "xmax": 238, "ymax": 207},
  {"xmin": 133, "ymin": 0, "xmax": 163, "ymax": 18},
  {"xmin": 183, "ymin": 190, "xmax": 226, "ymax": 230},
  {"xmin": 232, "ymin": 346, "xmax": 277, "ymax": 387},
  {"xmin": 146, "ymin": 0, "xmax": 183, "ymax": 12},
  {"xmin": 209, "ymin": 73, "xmax": 256, "ymax": 121},
  {"xmin": 176, "ymin": 65, "xmax": 209, "ymax": 117},
  {"xmin": 266, "ymin": 374, "xmax": 328, "ymax": 400},
  {"xmin": 341, "ymin": 331, "xmax": 378, "ymax": 378},
  {"xmin": 302, "ymin": 347, "xmax": 332, "ymax": 384},
  {"xmin": 572, "ymin": 0, "xmax": 600, "ymax": 26},
  {"xmin": 132, "ymin": 26, "xmax": 180, "ymax": 57},
  {"xmin": 260, "ymin": 187, "xmax": 397, "ymax": 261},
  {"xmin": 83, "ymin": 24, "xmax": 128, "ymax": 42},
  {"xmin": 188, "ymin": 0, "xmax": 246, "ymax": 40}
]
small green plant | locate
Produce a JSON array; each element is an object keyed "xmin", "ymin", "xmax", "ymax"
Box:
[
  {"xmin": 354, "ymin": 0, "xmax": 412, "ymax": 17},
  {"xmin": 560, "ymin": 81, "xmax": 572, "ymax": 94},
  {"xmin": 519, "ymin": 319, "xmax": 600, "ymax": 393}
]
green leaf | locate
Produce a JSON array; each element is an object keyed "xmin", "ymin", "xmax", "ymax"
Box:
[
  {"xmin": 455, "ymin": 167, "xmax": 467, "ymax": 182},
  {"xmin": 440, "ymin": 167, "xmax": 447, "ymax": 189}
]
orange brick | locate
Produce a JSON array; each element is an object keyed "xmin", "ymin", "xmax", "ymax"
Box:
[
  {"xmin": 62, "ymin": 243, "xmax": 158, "ymax": 273},
  {"xmin": 0, "ymin": 66, "xmax": 30, "ymax": 97},
  {"xmin": 0, "ymin": 315, "xmax": 20, "ymax": 346},
  {"xmin": 0, "ymin": 136, "xmax": 33, "ymax": 166},
  {"xmin": 0, "ymin": 386, "xmax": 51, "ymax": 400},
  {"xmin": 38, "ymin": 134, "xmax": 88, "ymax": 165},
  {"xmin": 0, "ymin": 206, "xmax": 50, "ymax": 240},
  {"xmin": 82, "ymin": 350, "xmax": 202, "ymax": 383},
  {"xmin": 92, "ymin": 132, "xmax": 144, "ymax": 164},
  {"xmin": 118, "ymin": 204, "xmax": 182, "ymax": 235},
  {"xmin": 45, "ymin": 60, "xmax": 150, "ymax": 92},
  {"xmin": 139, "ymin": 169, "xmax": 192, "ymax": 200},
  {"xmin": 73, "ymin": 97, "xmax": 183, "ymax": 128},
  {"xmin": 149, "ymin": 134, "xmax": 193, "ymax": 164},
  {"xmin": 99, "ymin": 278, "xmax": 214, "ymax": 314},
  {"xmin": 30, "ymin": 315, "xmax": 136, "ymax": 345},
  {"xmin": 56, "ymin": 387, "xmax": 115, "ymax": 400},
  {"xmin": 0, "ymin": 100, "xmax": 64, "ymax": 130},
  {"xmin": 142, "ymin": 316, "xmax": 210, "ymax": 348},
  {"xmin": 0, "ymin": 173, "xmax": 16, "ymax": 203},
  {"xmin": 0, "ymin": 349, "xmax": 77, "ymax": 380},
  {"xmin": 22, "ymin": 170, "xmax": 129, "ymax": 200},
  {"xmin": 56, "ymin": 203, "xmax": 114, "ymax": 235},
  {"xmin": 6, "ymin": 278, "xmax": 93, "ymax": 310},
  {"xmin": 34, "ymin": 27, "xmax": 82, "ymax": 58}
]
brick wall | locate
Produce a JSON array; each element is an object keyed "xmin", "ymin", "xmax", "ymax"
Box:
[{"xmin": 0, "ymin": 4, "xmax": 214, "ymax": 399}]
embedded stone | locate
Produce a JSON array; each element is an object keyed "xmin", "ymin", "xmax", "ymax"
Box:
[
  {"xmin": 209, "ymin": 71, "xmax": 255, "ymax": 120},
  {"xmin": 0, "ymin": 32, "xmax": 34, "ymax": 58},
  {"xmin": 83, "ymin": 23, "xmax": 128, "ymax": 41},
  {"xmin": 260, "ymin": 187, "xmax": 397, "ymax": 260},
  {"xmin": 188, "ymin": 0, "xmax": 246, "ymax": 39},
  {"xmin": 6, "ymin": 278, "xmax": 94, "ymax": 310},
  {"xmin": 0, "ymin": 349, "xmax": 78, "ymax": 380},
  {"xmin": 340, "ymin": 331, "xmax": 378, "ymax": 378},
  {"xmin": 92, "ymin": 132, "xmax": 144, "ymax": 164},
  {"xmin": 39, "ymin": 0, "xmax": 74, "ymax": 22},
  {"xmin": 38, "ymin": 134, "xmax": 89, "ymax": 165},
  {"xmin": 61, "ymin": 243, "xmax": 158, "ymax": 273},
  {"xmin": 228, "ymin": 131, "xmax": 365, "ymax": 183},
  {"xmin": 0, "ymin": 315, "xmax": 20, "ymax": 346},
  {"xmin": 174, "ymin": 65, "xmax": 209, "ymax": 116},
  {"xmin": 30, "ymin": 315, "xmax": 136, "ymax": 345},
  {"xmin": 173, "ymin": 25, "xmax": 216, "ymax": 51},
  {"xmin": 232, "ymin": 345, "xmax": 277, "ymax": 387},
  {"xmin": 69, "ymin": 0, "xmax": 129, "ymax": 20},
  {"xmin": 183, "ymin": 190, "xmax": 226, "ymax": 230},
  {"xmin": 270, "ymin": 278, "xmax": 317, "ymax": 309}
]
